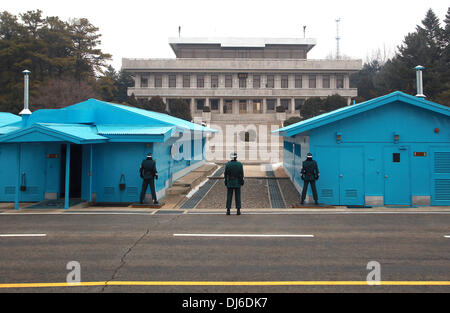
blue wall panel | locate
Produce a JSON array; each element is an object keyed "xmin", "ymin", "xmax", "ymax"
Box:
[
  {"xmin": 0, "ymin": 144, "xmax": 18, "ymax": 202},
  {"xmin": 93, "ymin": 143, "xmax": 148, "ymax": 202}
]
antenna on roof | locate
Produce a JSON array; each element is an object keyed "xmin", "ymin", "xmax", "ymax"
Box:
[
  {"xmin": 178, "ymin": 26, "xmax": 181, "ymax": 38},
  {"xmin": 303, "ymin": 25, "xmax": 306, "ymax": 38},
  {"xmin": 335, "ymin": 18, "xmax": 341, "ymax": 59}
]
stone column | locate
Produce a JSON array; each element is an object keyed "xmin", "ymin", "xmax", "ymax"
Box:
[
  {"xmin": 289, "ymin": 74, "xmax": 295, "ymax": 90},
  {"xmin": 135, "ymin": 73, "xmax": 141, "ymax": 88},
  {"xmin": 219, "ymin": 98, "xmax": 224, "ymax": 114},
  {"xmin": 149, "ymin": 74, "xmax": 154, "ymax": 89},
  {"xmin": 190, "ymin": 98, "xmax": 195, "ymax": 116},
  {"xmin": 205, "ymin": 98, "xmax": 209, "ymax": 108},
  {"xmin": 177, "ymin": 74, "xmax": 182, "ymax": 88},
  {"xmin": 290, "ymin": 97, "xmax": 295, "ymax": 113},
  {"xmin": 263, "ymin": 98, "xmax": 267, "ymax": 114},
  {"xmin": 317, "ymin": 74, "xmax": 322, "ymax": 89},
  {"xmin": 276, "ymin": 98, "xmax": 281, "ymax": 109},
  {"xmin": 248, "ymin": 99, "xmax": 253, "ymax": 113}
]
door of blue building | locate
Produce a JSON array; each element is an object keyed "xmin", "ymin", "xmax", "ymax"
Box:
[
  {"xmin": 20, "ymin": 143, "xmax": 46, "ymax": 202},
  {"xmin": 314, "ymin": 146, "xmax": 364, "ymax": 205},
  {"xmin": 383, "ymin": 146, "xmax": 411, "ymax": 205},
  {"xmin": 314, "ymin": 146, "xmax": 340, "ymax": 204},
  {"xmin": 339, "ymin": 146, "xmax": 365, "ymax": 205},
  {"xmin": 430, "ymin": 148, "xmax": 450, "ymax": 205},
  {"xmin": 0, "ymin": 144, "xmax": 19, "ymax": 201}
]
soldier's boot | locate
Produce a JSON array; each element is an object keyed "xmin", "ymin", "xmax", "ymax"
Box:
[
  {"xmin": 226, "ymin": 209, "xmax": 230, "ymax": 215},
  {"xmin": 237, "ymin": 209, "xmax": 241, "ymax": 215}
]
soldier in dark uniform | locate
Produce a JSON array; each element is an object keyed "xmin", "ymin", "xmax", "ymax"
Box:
[
  {"xmin": 225, "ymin": 152, "xmax": 244, "ymax": 215},
  {"xmin": 300, "ymin": 152, "xmax": 319, "ymax": 205},
  {"xmin": 139, "ymin": 153, "xmax": 159, "ymax": 204}
]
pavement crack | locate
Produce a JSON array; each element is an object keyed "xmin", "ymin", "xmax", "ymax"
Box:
[
  {"xmin": 100, "ymin": 213, "xmax": 182, "ymax": 292},
  {"xmin": 101, "ymin": 228, "xmax": 149, "ymax": 292}
]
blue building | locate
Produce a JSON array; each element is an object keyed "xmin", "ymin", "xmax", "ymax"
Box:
[
  {"xmin": 0, "ymin": 99, "xmax": 216, "ymax": 209},
  {"xmin": 274, "ymin": 91, "xmax": 450, "ymax": 206}
]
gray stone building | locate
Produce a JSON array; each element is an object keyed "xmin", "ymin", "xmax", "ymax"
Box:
[{"xmin": 122, "ymin": 37, "xmax": 362, "ymax": 162}]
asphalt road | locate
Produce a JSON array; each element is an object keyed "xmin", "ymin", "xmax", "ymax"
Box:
[{"xmin": 0, "ymin": 211, "xmax": 449, "ymax": 293}]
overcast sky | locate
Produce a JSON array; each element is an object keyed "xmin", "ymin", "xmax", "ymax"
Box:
[{"xmin": 3, "ymin": 0, "xmax": 449, "ymax": 70}]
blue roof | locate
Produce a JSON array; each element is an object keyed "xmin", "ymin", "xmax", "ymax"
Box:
[
  {"xmin": 0, "ymin": 113, "xmax": 21, "ymax": 127},
  {"xmin": 39, "ymin": 98, "xmax": 217, "ymax": 133},
  {"xmin": 0, "ymin": 123, "xmax": 108, "ymax": 144},
  {"xmin": 105, "ymin": 101, "xmax": 217, "ymax": 133},
  {"xmin": 0, "ymin": 98, "xmax": 217, "ymax": 142},
  {"xmin": 39, "ymin": 123, "xmax": 108, "ymax": 141},
  {"xmin": 96, "ymin": 125, "xmax": 175, "ymax": 136},
  {"xmin": 273, "ymin": 91, "xmax": 450, "ymax": 137},
  {"xmin": 0, "ymin": 125, "xmax": 21, "ymax": 135}
]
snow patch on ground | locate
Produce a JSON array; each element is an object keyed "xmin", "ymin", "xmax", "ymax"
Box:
[
  {"xmin": 260, "ymin": 162, "xmax": 283, "ymax": 172},
  {"xmin": 185, "ymin": 178, "xmax": 210, "ymax": 199}
]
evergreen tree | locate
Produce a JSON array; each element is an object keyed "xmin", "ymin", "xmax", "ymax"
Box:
[
  {"xmin": 0, "ymin": 10, "xmax": 111, "ymax": 113},
  {"xmin": 168, "ymin": 99, "xmax": 192, "ymax": 121},
  {"xmin": 96, "ymin": 65, "xmax": 118, "ymax": 102},
  {"xmin": 379, "ymin": 8, "xmax": 448, "ymax": 102},
  {"xmin": 350, "ymin": 60, "xmax": 384, "ymax": 101},
  {"xmin": 323, "ymin": 94, "xmax": 347, "ymax": 111},
  {"xmin": 436, "ymin": 7, "xmax": 450, "ymax": 105},
  {"xmin": 142, "ymin": 96, "xmax": 167, "ymax": 113},
  {"xmin": 115, "ymin": 70, "xmax": 135, "ymax": 104},
  {"xmin": 301, "ymin": 97, "xmax": 323, "ymax": 119}
]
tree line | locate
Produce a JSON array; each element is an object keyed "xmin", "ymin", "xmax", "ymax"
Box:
[
  {"xmin": 351, "ymin": 7, "xmax": 450, "ymax": 106},
  {"xmin": 284, "ymin": 7, "xmax": 450, "ymax": 127}
]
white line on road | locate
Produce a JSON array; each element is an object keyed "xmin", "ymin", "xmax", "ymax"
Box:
[
  {"xmin": 444, "ymin": 235, "xmax": 450, "ymax": 238},
  {"xmin": 173, "ymin": 233, "xmax": 314, "ymax": 238},
  {"xmin": 0, "ymin": 234, "xmax": 47, "ymax": 237}
]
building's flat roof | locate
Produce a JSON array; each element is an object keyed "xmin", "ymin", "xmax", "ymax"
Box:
[
  {"xmin": 168, "ymin": 37, "xmax": 317, "ymax": 56},
  {"xmin": 169, "ymin": 37, "xmax": 316, "ymax": 48}
]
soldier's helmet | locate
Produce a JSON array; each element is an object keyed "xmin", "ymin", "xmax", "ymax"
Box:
[
  {"xmin": 147, "ymin": 153, "xmax": 153, "ymax": 159},
  {"xmin": 307, "ymin": 153, "xmax": 313, "ymax": 159},
  {"xmin": 230, "ymin": 152, "xmax": 238, "ymax": 159}
]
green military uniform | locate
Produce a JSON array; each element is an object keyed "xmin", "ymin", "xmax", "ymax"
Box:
[
  {"xmin": 225, "ymin": 156, "xmax": 244, "ymax": 215},
  {"xmin": 300, "ymin": 154, "xmax": 319, "ymax": 204},
  {"xmin": 140, "ymin": 156, "xmax": 158, "ymax": 204}
]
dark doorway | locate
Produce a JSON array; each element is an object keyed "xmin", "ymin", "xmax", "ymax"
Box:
[{"xmin": 60, "ymin": 144, "xmax": 83, "ymax": 198}]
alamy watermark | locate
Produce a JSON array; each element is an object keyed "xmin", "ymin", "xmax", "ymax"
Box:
[
  {"xmin": 366, "ymin": 261, "xmax": 381, "ymax": 285},
  {"xmin": 171, "ymin": 123, "xmax": 282, "ymax": 163},
  {"xmin": 66, "ymin": 261, "xmax": 81, "ymax": 284}
]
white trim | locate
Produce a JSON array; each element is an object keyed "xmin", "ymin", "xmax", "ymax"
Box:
[
  {"xmin": 0, "ymin": 234, "xmax": 47, "ymax": 237},
  {"xmin": 173, "ymin": 233, "xmax": 314, "ymax": 238}
]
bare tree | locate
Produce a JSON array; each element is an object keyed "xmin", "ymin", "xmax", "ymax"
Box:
[{"xmin": 32, "ymin": 76, "xmax": 99, "ymax": 110}]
